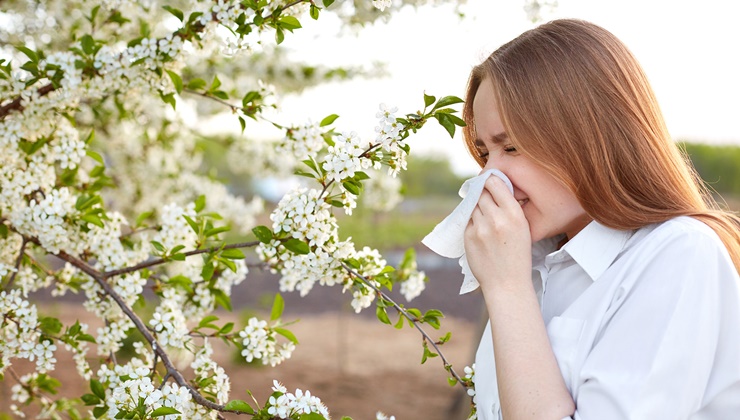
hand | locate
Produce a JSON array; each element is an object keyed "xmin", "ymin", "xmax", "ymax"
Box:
[{"xmin": 464, "ymin": 175, "xmax": 532, "ymax": 294}]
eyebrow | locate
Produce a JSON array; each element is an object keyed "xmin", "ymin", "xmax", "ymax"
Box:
[{"xmin": 474, "ymin": 132, "xmax": 509, "ymax": 148}]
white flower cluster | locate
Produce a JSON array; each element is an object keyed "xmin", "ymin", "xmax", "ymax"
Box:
[
  {"xmin": 374, "ymin": 103, "xmax": 407, "ymax": 177},
  {"xmin": 239, "ymin": 317, "xmax": 295, "ymax": 367},
  {"xmin": 103, "ymin": 365, "xmax": 195, "ymax": 419},
  {"xmin": 400, "ymin": 270, "xmax": 426, "ymax": 302},
  {"xmin": 266, "ymin": 380, "xmax": 331, "ymax": 419},
  {"xmin": 376, "ymin": 412, "xmax": 396, "ymax": 420},
  {"xmin": 463, "ymin": 363, "xmax": 478, "ymax": 420},
  {"xmin": 152, "ymin": 202, "xmax": 199, "ymax": 250},
  {"xmin": 149, "ymin": 302, "xmax": 191, "ymax": 350},
  {"xmin": 323, "ymin": 131, "xmax": 373, "ymax": 183},
  {"xmin": 0, "ymin": 290, "xmax": 57, "ymax": 374},
  {"xmin": 259, "ymin": 187, "xmax": 355, "ymax": 296},
  {"xmin": 280, "ymin": 121, "xmax": 325, "ymax": 161},
  {"xmin": 191, "ymin": 340, "xmax": 231, "ymax": 406},
  {"xmin": 344, "ymin": 247, "xmax": 386, "ymax": 313},
  {"xmin": 42, "ymin": 51, "xmax": 82, "ymax": 89}
]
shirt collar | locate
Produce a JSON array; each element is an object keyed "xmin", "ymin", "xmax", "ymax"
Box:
[{"xmin": 560, "ymin": 221, "xmax": 634, "ymax": 281}]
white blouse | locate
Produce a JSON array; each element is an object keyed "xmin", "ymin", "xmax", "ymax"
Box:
[{"xmin": 474, "ymin": 216, "xmax": 740, "ymax": 420}]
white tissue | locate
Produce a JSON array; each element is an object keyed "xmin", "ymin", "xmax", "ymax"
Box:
[{"xmin": 421, "ymin": 169, "xmax": 514, "ymax": 294}]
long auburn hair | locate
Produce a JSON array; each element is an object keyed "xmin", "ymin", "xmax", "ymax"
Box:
[{"xmin": 463, "ymin": 19, "xmax": 740, "ymax": 272}]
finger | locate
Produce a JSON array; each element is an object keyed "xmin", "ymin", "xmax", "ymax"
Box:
[{"xmin": 484, "ymin": 176, "xmax": 518, "ymax": 211}]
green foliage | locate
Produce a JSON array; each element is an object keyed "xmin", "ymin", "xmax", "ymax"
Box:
[
  {"xmin": 399, "ymin": 155, "xmax": 466, "ymax": 197},
  {"xmin": 681, "ymin": 142, "xmax": 740, "ymax": 198}
]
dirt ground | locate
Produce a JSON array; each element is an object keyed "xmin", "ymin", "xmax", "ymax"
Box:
[{"xmin": 1, "ymin": 259, "xmax": 485, "ymax": 420}]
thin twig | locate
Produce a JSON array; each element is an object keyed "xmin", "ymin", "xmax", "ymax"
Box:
[
  {"xmin": 102, "ymin": 241, "xmax": 260, "ymax": 279},
  {"xmin": 340, "ymin": 261, "xmax": 467, "ymax": 388}
]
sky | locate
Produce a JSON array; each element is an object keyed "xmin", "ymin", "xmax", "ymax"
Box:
[{"xmin": 275, "ymin": 0, "xmax": 740, "ymax": 176}]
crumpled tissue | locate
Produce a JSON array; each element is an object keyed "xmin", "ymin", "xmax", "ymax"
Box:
[{"xmin": 421, "ymin": 169, "xmax": 514, "ymax": 294}]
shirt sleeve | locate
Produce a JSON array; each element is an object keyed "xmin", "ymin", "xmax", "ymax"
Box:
[{"xmin": 571, "ymin": 223, "xmax": 740, "ymax": 420}]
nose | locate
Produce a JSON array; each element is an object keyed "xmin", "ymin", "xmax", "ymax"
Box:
[{"xmin": 479, "ymin": 155, "xmax": 503, "ymax": 175}]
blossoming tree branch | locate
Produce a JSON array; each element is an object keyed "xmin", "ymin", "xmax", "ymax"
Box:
[{"xmin": 0, "ymin": 0, "xmax": 478, "ymax": 418}]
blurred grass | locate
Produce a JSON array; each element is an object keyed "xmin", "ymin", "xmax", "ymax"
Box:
[{"xmin": 336, "ymin": 197, "xmax": 459, "ymax": 251}]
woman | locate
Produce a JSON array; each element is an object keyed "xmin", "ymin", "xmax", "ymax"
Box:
[{"xmin": 462, "ymin": 19, "xmax": 740, "ymax": 420}]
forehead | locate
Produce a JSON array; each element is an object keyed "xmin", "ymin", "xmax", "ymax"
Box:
[{"xmin": 472, "ymin": 78, "xmax": 506, "ymax": 140}]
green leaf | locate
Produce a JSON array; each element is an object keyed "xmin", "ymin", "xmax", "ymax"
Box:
[
  {"xmin": 342, "ymin": 181, "xmax": 360, "ymax": 195},
  {"xmin": 322, "ymin": 0, "xmax": 335, "ymax": 7},
  {"xmin": 434, "ymin": 113, "xmax": 457, "ymax": 138},
  {"xmin": 166, "ymin": 70, "xmax": 183, "ymax": 94},
  {"xmin": 194, "ymin": 194, "xmax": 206, "ymax": 213},
  {"xmin": 270, "ymin": 293, "xmax": 285, "ymax": 321},
  {"xmin": 93, "ymin": 406, "xmax": 108, "ymax": 418},
  {"xmin": 161, "ymin": 92, "xmax": 176, "ymax": 110},
  {"xmin": 201, "ymin": 263, "xmax": 215, "ymax": 283},
  {"xmin": 86, "ymin": 150, "xmax": 104, "ymax": 165},
  {"xmin": 319, "ymin": 114, "xmax": 339, "ymax": 127},
  {"xmin": 198, "ymin": 315, "xmax": 219, "ymax": 329},
  {"xmin": 151, "ymin": 407, "xmax": 180, "ymax": 417},
  {"xmin": 205, "ymin": 226, "xmax": 230, "ymax": 237},
  {"xmin": 219, "ymin": 322, "xmax": 234, "ymax": 334},
  {"xmin": 81, "ymin": 393, "xmax": 101, "ymax": 406},
  {"xmin": 283, "ymin": 238, "xmax": 310, "ymax": 254},
  {"xmin": 0, "ymin": 224, "xmax": 7, "ymax": 239},
  {"xmin": 274, "ymin": 327, "xmax": 298, "ymax": 344},
  {"xmin": 209, "ymin": 75, "xmax": 221, "ymax": 91},
  {"xmin": 424, "ymin": 93, "xmax": 436, "ymax": 108},
  {"xmin": 162, "ymin": 5, "xmax": 184, "ymax": 21},
  {"xmin": 353, "ymin": 171, "xmax": 370, "ymax": 181},
  {"xmin": 183, "ymin": 215, "xmax": 199, "ymax": 234},
  {"xmin": 81, "ymin": 213, "xmax": 104, "ymax": 228},
  {"xmin": 252, "ymin": 225, "xmax": 273, "ymax": 243},
  {"xmin": 223, "ymin": 400, "xmax": 253, "ymax": 414},
  {"xmin": 17, "ymin": 46, "xmax": 38, "ymax": 63},
  {"xmin": 309, "ymin": 4, "xmax": 320, "ymax": 19},
  {"xmin": 134, "ymin": 210, "xmax": 153, "ymax": 227},
  {"xmin": 394, "ymin": 313, "xmax": 405, "ymax": 329},
  {"xmin": 91, "ymin": 379, "xmax": 106, "ymax": 400},
  {"xmin": 150, "ymin": 241, "xmax": 165, "ymax": 252},
  {"xmin": 221, "ymin": 248, "xmax": 245, "ymax": 259},
  {"xmin": 439, "ymin": 331, "xmax": 452, "ymax": 344},
  {"xmin": 447, "ymin": 377, "xmax": 458, "ymax": 387},
  {"xmin": 376, "ymin": 305, "xmax": 391, "ymax": 325},
  {"xmin": 39, "ymin": 316, "xmax": 62, "ymax": 334},
  {"xmin": 187, "ymin": 78, "xmax": 207, "ymax": 90},
  {"xmin": 81, "ymin": 35, "xmax": 96, "ymax": 55},
  {"xmin": 275, "ymin": 28, "xmax": 285, "ymax": 44},
  {"xmin": 242, "ymin": 90, "xmax": 260, "ymax": 106},
  {"xmin": 432, "ymin": 95, "xmax": 464, "ymax": 111},
  {"xmin": 278, "ymin": 16, "xmax": 302, "ymax": 31}
]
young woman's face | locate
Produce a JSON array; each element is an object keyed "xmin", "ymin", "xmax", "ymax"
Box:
[{"xmin": 472, "ymin": 78, "xmax": 592, "ymax": 242}]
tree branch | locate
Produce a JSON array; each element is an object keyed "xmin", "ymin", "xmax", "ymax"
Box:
[
  {"xmin": 53, "ymin": 250, "xmax": 250, "ymax": 415},
  {"xmin": 340, "ymin": 261, "xmax": 468, "ymax": 388},
  {"xmin": 0, "ymin": 84, "xmax": 56, "ymax": 120},
  {"xmin": 102, "ymin": 241, "xmax": 260, "ymax": 279}
]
